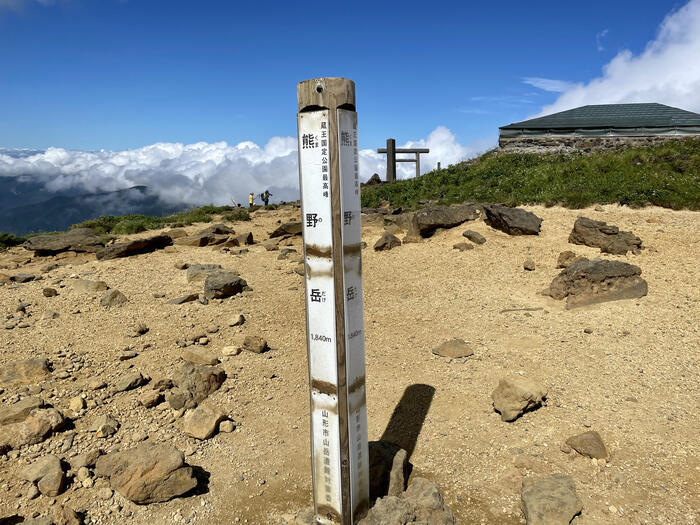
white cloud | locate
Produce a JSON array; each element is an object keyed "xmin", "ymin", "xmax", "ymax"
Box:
[
  {"xmin": 596, "ymin": 29, "xmax": 609, "ymax": 52},
  {"xmin": 522, "ymin": 77, "xmax": 578, "ymax": 93},
  {"xmin": 0, "ymin": 127, "xmax": 488, "ymax": 207},
  {"xmin": 537, "ymin": 0, "xmax": 700, "ymax": 116}
]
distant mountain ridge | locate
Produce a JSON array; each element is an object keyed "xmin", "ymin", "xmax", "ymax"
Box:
[{"xmin": 0, "ymin": 180, "xmax": 187, "ymax": 235}]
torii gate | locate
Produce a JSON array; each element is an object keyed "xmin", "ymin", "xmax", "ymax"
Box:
[{"xmin": 377, "ymin": 138, "xmax": 429, "ymax": 181}]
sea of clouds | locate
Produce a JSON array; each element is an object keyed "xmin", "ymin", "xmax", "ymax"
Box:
[{"xmin": 0, "ymin": 127, "xmax": 485, "ymax": 208}]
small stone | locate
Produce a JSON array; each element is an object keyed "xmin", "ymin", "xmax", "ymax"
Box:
[
  {"xmin": 182, "ymin": 405, "xmax": 226, "ymax": 440},
  {"xmin": 97, "ymin": 487, "xmax": 113, "ymax": 500},
  {"xmin": 42, "ymin": 288, "xmax": 58, "ymax": 298},
  {"xmin": 219, "ymin": 420, "xmax": 235, "ymax": 433},
  {"xmin": 76, "ymin": 466, "xmax": 91, "ymax": 482},
  {"xmin": 583, "ymin": 328, "xmax": 593, "ymax": 334},
  {"xmin": 138, "ymin": 390, "xmax": 162, "ymax": 408},
  {"xmin": 91, "ymin": 414, "xmax": 120, "ymax": 438},
  {"xmin": 491, "ymin": 376, "xmax": 547, "ymax": 422},
  {"xmin": 229, "ymin": 314, "xmax": 246, "ymax": 327},
  {"xmin": 557, "ymin": 251, "xmax": 577, "ymax": 268},
  {"xmin": 119, "ymin": 351, "xmax": 138, "ymax": 361},
  {"xmin": 373, "ymin": 232, "xmax": 401, "ymax": 251},
  {"xmin": 462, "ymin": 230, "xmax": 486, "ymax": 244},
  {"xmin": 88, "ymin": 379, "xmax": 107, "ymax": 391},
  {"xmin": 243, "ymin": 336, "xmax": 268, "ymax": 354},
  {"xmin": 113, "ymin": 371, "xmax": 146, "ymax": 393},
  {"xmin": 20, "ymin": 455, "xmax": 65, "ymax": 497},
  {"xmin": 42, "ymin": 311, "xmax": 60, "ymax": 320},
  {"xmin": 565, "ymin": 431, "xmax": 608, "ymax": 459},
  {"xmin": 100, "ymin": 289, "xmax": 128, "ymax": 307},
  {"xmin": 523, "ymin": 258, "xmax": 536, "ymax": 271},
  {"xmin": 560, "ymin": 443, "xmax": 572, "ymax": 454},
  {"xmin": 25, "ymin": 485, "xmax": 40, "ymax": 500},
  {"xmin": 69, "ymin": 397, "xmax": 86, "ymax": 412},
  {"xmin": 222, "ymin": 346, "xmax": 242, "ymax": 357},
  {"xmin": 452, "ymin": 242, "xmax": 474, "ymax": 252}
]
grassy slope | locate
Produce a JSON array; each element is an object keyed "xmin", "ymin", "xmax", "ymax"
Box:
[{"xmin": 361, "ymin": 138, "xmax": 700, "ymax": 210}]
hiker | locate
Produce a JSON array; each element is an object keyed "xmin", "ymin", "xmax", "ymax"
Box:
[
  {"xmin": 248, "ymin": 192, "xmax": 255, "ymax": 208},
  {"xmin": 261, "ymin": 190, "xmax": 272, "ymax": 206}
]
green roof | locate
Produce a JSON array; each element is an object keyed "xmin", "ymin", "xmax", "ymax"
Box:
[{"xmin": 500, "ymin": 103, "xmax": 700, "ymax": 130}]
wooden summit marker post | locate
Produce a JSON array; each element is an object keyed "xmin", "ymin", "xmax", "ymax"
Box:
[{"xmin": 297, "ymin": 77, "xmax": 370, "ymax": 524}]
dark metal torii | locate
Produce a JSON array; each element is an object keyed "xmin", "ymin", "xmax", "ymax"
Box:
[{"xmin": 377, "ymin": 138, "xmax": 429, "ymax": 181}]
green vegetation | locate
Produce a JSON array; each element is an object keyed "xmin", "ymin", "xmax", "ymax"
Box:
[
  {"xmin": 70, "ymin": 205, "xmax": 249, "ymax": 235},
  {"xmin": 0, "ymin": 232, "xmax": 26, "ymax": 249},
  {"xmin": 361, "ymin": 138, "xmax": 700, "ymax": 210}
]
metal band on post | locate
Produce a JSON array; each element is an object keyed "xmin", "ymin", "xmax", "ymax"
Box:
[{"xmin": 297, "ymin": 77, "xmax": 370, "ymax": 525}]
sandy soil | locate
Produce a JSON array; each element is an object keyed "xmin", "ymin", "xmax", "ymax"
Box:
[{"xmin": 0, "ymin": 204, "xmax": 698, "ymax": 524}]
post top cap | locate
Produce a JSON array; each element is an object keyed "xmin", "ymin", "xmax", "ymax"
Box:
[{"xmin": 297, "ymin": 77, "xmax": 355, "ymax": 112}]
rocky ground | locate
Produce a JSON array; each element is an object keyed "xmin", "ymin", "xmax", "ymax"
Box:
[{"xmin": 0, "ymin": 203, "xmax": 698, "ymax": 524}]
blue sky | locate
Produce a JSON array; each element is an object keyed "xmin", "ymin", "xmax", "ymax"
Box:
[
  {"xmin": 0, "ymin": 0, "xmax": 681, "ymax": 151},
  {"xmin": 1, "ymin": 0, "xmax": 699, "ymax": 207}
]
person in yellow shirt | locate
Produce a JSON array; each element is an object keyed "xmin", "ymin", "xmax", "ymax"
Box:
[{"xmin": 248, "ymin": 192, "xmax": 255, "ymax": 208}]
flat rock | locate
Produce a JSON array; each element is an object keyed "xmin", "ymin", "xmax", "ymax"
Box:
[
  {"xmin": 270, "ymin": 222, "xmax": 302, "ymax": 238},
  {"xmin": 100, "ymin": 289, "xmax": 127, "ymax": 307},
  {"xmin": 491, "ymin": 376, "xmax": 547, "ymax": 422},
  {"xmin": 20, "ymin": 454, "xmax": 66, "ymax": 496},
  {"xmin": 186, "ymin": 264, "xmax": 224, "ymax": 283},
  {"xmin": 0, "ymin": 397, "xmax": 44, "ymax": 424},
  {"xmin": 432, "ymin": 339, "xmax": 474, "ymax": 358},
  {"xmin": 569, "ymin": 216, "xmax": 642, "ymax": 255},
  {"xmin": 565, "ymin": 431, "xmax": 608, "ymax": 459},
  {"xmin": 483, "ymin": 204, "xmax": 542, "ymax": 235},
  {"xmin": 404, "ymin": 204, "xmax": 481, "ymax": 238},
  {"xmin": 10, "ymin": 273, "xmax": 35, "ymax": 283},
  {"xmin": 113, "ymin": 371, "xmax": 146, "ymax": 393},
  {"xmin": 181, "ymin": 404, "xmax": 226, "ymax": 440},
  {"xmin": 0, "ymin": 358, "xmax": 51, "ymax": 386},
  {"xmin": 70, "ymin": 449, "xmax": 103, "ymax": 470},
  {"xmin": 183, "ymin": 347, "xmax": 219, "ymax": 365},
  {"xmin": 546, "ymin": 258, "xmax": 648, "ymax": 309},
  {"xmin": 22, "ymin": 228, "xmax": 104, "ymax": 256},
  {"xmin": 138, "ymin": 390, "xmax": 163, "ymax": 408},
  {"xmin": 95, "ymin": 443, "xmax": 197, "ymax": 504},
  {"xmin": 72, "ymin": 279, "xmax": 109, "ymax": 293},
  {"xmin": 168, "ymin": 293, "xmax": 200, "ymax": 305},
  {"xmin": 521, "ymin": 474, "xmax": 582, "ymax": 525},
  {"xmin": 96, "ymin": 235, "xmax": 173, "ymax": 260},
  {"xmin": 374, "ymin": 232, "xmax": 401, "ymax": 251}
]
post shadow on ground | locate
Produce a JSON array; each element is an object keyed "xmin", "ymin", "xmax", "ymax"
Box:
[{"xmin": 369, "ymin": 383, "xmax": 436, "ymax": 502}]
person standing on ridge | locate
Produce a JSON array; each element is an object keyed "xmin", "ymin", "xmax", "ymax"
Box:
[
  {"xmin": 249, "ymin": 192, "xmax": 255, "ymax": 208},
  {"xmin": 261, "ymin": 190, "xmax": 272, "ymax": 206}
]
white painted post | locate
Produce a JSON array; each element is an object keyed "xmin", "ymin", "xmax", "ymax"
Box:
[{"xmin": 297, "ymin": 78, "xmax": 370, "ymax": 525}]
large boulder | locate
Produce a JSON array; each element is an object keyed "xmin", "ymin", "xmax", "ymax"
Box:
[
  {"xmin": 0, "ymin": 358, "xmax": 51, "ymax": 386},
  {"xmin": 203, "ymin": 271, "xmax": 248, "ymax": 299},
  {"xmin": 483, "ymin": 204, "xmax": 542, "ymax": 235},
  {"xmin": 406, "ymin": 204, "xmax": 481, "ymax": 238},
  {"xmin": 95, "ymin": 443, "xmax": 197, "ymax": 504},
  {"xmin": 491, "ymin": 376, "xmax": 546, "ymax": 422},
  {"xmin": 521, "ymin": 474, "xmax": 582, "ymax": 525},
  {"xmin": 22, "ymin": 228, "xmax": 104, "ymax": 256},
  {"xmin": 1, "ymin": 408, "xmax": 65, "ymax": 450},
  {"xmin": 270, "ymin": 222, "xmax": 302, "ymax": 238},
  {"xmin": 96, "ymin": 235, "xmax": 172, "ymax": 260},
  {"xmin": 546, "ymin": 258, "xmax": 648, "ymax": 309},
  {"xmin": 568, "ymin": 217, "xmax": 642, "ymax": 255}
]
